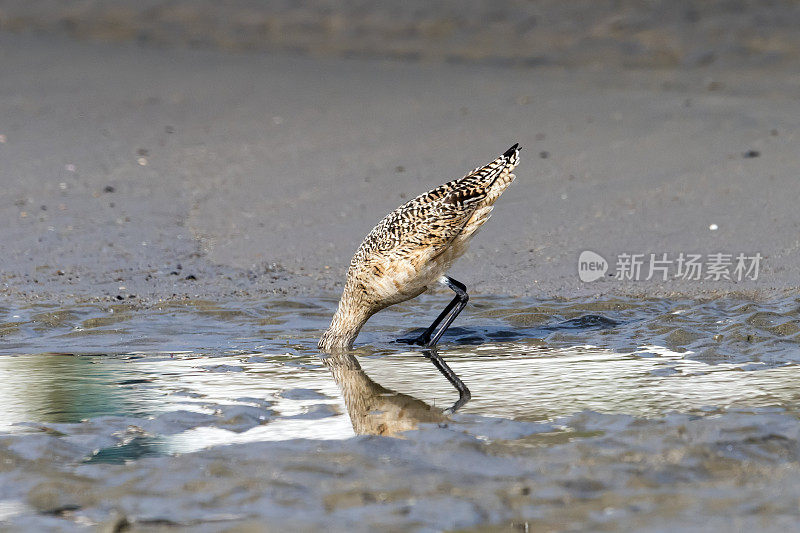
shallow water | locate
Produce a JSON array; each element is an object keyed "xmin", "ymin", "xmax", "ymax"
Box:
[{"xmin": 1, "ymin": 293, "xmax": 799, "ymax": 529}]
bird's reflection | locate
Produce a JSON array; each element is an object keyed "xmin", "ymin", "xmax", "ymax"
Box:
[{"xmin": 321, "ymin": 349, "xmax": 470, "ymax": 436}]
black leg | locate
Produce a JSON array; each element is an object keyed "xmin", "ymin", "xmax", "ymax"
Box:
[
  {"xmin": 408, "ymin": 276, "xmax": 469, "ymax": 348},
  {"xmin": 423, "ymin": 348, "xmax": 471, "ymax": 413},
  {"xmin": 409, "ymin": 295, "xmax": 458, "ymax": 346}
]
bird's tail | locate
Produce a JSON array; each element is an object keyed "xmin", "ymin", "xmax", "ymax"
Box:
[
  {"xmin": 488, "ymin": 142, "xmax": 520, "ymax": 189},
  {"xmin": 445, "ymin": 143, "xmax": 521, "ymax": 207}
]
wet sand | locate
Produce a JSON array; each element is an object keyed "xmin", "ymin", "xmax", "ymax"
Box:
[
  {"xmin": 1, "ymin": 33, "xmax": 798, "ymax": 305},
  {"xmin": 4, "ymin": 407, "xmax": 800, "ymax": 531}
]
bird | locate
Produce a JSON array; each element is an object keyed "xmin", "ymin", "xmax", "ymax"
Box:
[{"xmin": 319, "ymin": 143, "xmax": 521, "ymax": 352}]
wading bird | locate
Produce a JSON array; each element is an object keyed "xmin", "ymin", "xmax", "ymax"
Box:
[{"xmin": 319, "ymin": 144, "xmax": 520, "ymax": 352}]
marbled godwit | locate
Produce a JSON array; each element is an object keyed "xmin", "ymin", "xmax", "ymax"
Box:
[{"xmin": 319, "ymin": 143, "xmax": 521, "ymax": 352}]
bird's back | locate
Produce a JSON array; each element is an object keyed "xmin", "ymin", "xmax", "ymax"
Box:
[{"xmin": 346, "ymin": 144, "xmax": 521, "ymax": 307}]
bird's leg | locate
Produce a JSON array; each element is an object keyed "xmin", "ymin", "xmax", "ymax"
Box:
[
  {"xmin": 408, "ymin": 296, "xmax": 458, "ymax": 346},
  {"xmin": 410, "ymin": 276, "xmax": 469, "ymax": 348},
  {"xmin": 422, "ymin": 347, "xmax": 471, "ymax": 413}
]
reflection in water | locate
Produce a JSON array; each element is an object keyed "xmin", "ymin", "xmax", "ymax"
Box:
[
  {"xmin": 322, "ymin": 351, "xmax": 447, "ymax": 436},
  {"xmin": 2, "ymin": 341, "xmax": 800, "ymax": 462},
  {"xmin": 422, "ymin": 349, "xmax": 471, "ymax": 413}
]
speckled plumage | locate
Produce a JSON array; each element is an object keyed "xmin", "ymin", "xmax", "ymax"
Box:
[{"xmin": 319, "ymin": 144, "xmax": 521, "ymax": 351}]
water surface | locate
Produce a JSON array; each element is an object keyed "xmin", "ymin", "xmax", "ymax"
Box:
[{"xmin": 1, "ymin": 293, "xmax": 799, "ymax": 530}]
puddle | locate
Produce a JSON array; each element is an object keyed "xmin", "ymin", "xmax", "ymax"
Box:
[{"xmin": 1, "ymin": 293, "xmax": 799, "ymax": 529}]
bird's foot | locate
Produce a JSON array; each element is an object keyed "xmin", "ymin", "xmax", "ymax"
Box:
[{"xmin": 396, "ymin": 334, "xmax": 432, "ymax": 347}]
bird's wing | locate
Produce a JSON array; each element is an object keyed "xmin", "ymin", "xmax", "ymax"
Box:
[
  {"xmin": 351, "ymin": 144, "xmax": 520, "ymax": 267},
  {"xmin": 350, "ymin": 199, "xmax": 461, "ymax": 267}
]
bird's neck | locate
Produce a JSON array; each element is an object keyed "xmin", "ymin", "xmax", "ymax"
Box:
[{"xmin": 318, "ymin": 298, "xmax": 372, "ymax": 351}]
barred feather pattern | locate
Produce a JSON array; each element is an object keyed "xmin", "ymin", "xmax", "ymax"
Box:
[{"xmin": 319, "ymin": 144, "xmax": 521, "ymax": 351}]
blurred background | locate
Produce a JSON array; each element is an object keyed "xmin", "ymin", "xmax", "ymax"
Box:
[{"xmin": 3, "ymin": 0, "xmax": 800, "ymax": 68}]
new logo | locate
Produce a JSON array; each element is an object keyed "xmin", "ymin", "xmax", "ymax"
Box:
[{"xmin": 578, "ymin": 250, "xmax": 608, "ymax": 282}]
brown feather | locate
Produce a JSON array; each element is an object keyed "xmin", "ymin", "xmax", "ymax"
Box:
[{"xmin": 319, "ymin": 144, "xmax": 521, "ymax": 351}]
